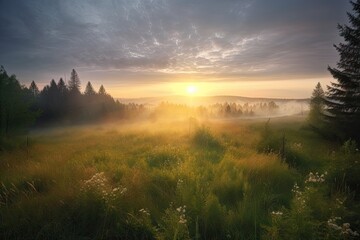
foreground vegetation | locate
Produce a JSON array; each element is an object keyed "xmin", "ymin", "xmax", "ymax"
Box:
[{"xmin": 0, "ymin": 116, "xmax": 359, "ymax": 239}]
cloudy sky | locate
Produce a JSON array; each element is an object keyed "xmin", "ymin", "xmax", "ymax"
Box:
[{"xmin": 0, "ymin": 0, "xmax": 350, "ymax": 98}]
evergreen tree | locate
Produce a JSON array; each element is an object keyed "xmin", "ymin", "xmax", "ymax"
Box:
[
  {"xmin": 85, "ymin": 81, "xmax": 96, "ymax": 95},
  {"xmin": 0, "ymin": 66, "xmax": 37, "ymax": 138},
  {"xmin": 98, "ymin": 85, "xmax": 106, "ymax": 95},
  {"xmin": 325, "ymin": 0, "xmax": 360, "ymax": 140},
  {"xmin": 66, "ymin": 69, "xmax": 82, "ymax": 120},
  {"xmin": 68, "ymin": 69, "xmax": 81, "ymax": 94},
  {"xmin": 56, "ymin": 78, "xmax": 68, "ymax": 120},
  {"xmin": 49, "ymin": 79, "xmax": 58, "ymax": 92},
  {"xmin": 57, "ymin": 78, "xmax": 67, "ymax": 94},
  {"xmin": 309, "ymin": 82, "xmax": 325, "ymax": 128},
  {"xmin": 29, "ymin": 81, "xmax": 39, "ymax": 97},
  {"xmin": 39, "ymin": 79, "xmax": 61, "ymax": 120}
]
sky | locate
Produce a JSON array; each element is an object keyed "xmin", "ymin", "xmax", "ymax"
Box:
[{"xmin": 0, "ymin": 0, "xmax": 350, "ymax": 98}]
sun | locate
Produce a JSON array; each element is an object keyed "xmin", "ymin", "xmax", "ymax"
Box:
[{"xmin": 186, "ymin": 85, "xmax": 197, "ymax": 95}]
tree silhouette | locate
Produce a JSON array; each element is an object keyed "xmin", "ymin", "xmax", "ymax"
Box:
[
  {"xmin": 57, "ymin": 78, "xmax": 67, "ymax": 94},
  {"xmin": 0, "ymin": 66, "xmax": 37, "ymax": 138},
  {"xmin": 39, "ymin": 79, "xmax": 61, "ymax": 120},
  {"xmin": 309, "ymin": 82, "xmax": 325, "ymax": 128},
  {"xmin": 325, "ymin": 0, "xmax": 360, "ymax": 140},
  {"xmin": 68, "ymin": 69, "xmax": 81, "ymax": 94},
  {"xmin": 49, "ymin": 79, "xmax": 58, "ymax": 92},
  {"xmin": 29, "ymin": 81, "xmax": 39, "ymax": 97},
  {"xmin": 85, "ymin": 81, "xmax": 96, "ymax": 95},
  {"xmin": 98, "ymin": 85, "xmax": 106, "ymax": 95}
]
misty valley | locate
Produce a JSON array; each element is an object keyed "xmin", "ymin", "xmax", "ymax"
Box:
[
  {"xmin": 0, "ymin": 67, "xmax": 359, "ymax": 239},
  {"xmin": 1, "ymin": 0, "xmax": 360, "ymax": 239}
]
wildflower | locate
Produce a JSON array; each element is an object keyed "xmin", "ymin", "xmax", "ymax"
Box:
[
  {"xmin": 177, "ymin": 205, "xmax": 187, "ymax": 224},
  {"xmin": 271, "ymin": 211, "xmax": 283, "ymax": 216},
  {"xmin": 291, "ymin": 183, "xmax": 300, "ymax": 193},
  {"xmin": 293, "ymin": 142, "xmax": 303, "ymax": 149},
  {"xmin": 179, "ymin": 217, "xmax": 187, "ymax": 224},
  {"xmin": 120, "ymin": 187, "xmax": 127, "ymax": 195},
  {"xmin": 327, "ymin": 217, "xmax": 359, "ymax": 237},
  {"xmin": 305, "ymin": 171, "xmax": 326, "ymax": 183},
  {"xmin": 341, "ymin": 223, "xmax": 359, "ymax": 237},
  {"xmin": 81, "ymin": 172, "xmax": 108, "ymax": 192},
  {"xmin": 336, "ymin": 198, "xmax": 344, "ymax": 205},
  {"xmin": 139, "ymin": 208, "xmax": 150, "ymax": 216},
  {"xmin": 81, "ymin": 172, "xmax": 127, "ymax": 202},
  {"xmin": 327, "ymin": 217, "xmax": 342, "ymax": 231}
]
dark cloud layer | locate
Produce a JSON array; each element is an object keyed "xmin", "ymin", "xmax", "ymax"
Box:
[{"xmin": 0, "ymin": 0, "xmax": 349, "ymax": 85}]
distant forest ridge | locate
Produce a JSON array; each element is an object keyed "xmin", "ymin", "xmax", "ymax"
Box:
[{"xmin": 118, "ymin": 95, "xmax": 310, "ymax": 105}]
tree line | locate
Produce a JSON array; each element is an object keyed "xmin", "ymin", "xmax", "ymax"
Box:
[
  {"xmin": 30, "ymin": 69, "xmax": 120, "ymax": 124},
  {"xmin": 0, "ymin": 68, "xmax": 144, "ymax": 139}
]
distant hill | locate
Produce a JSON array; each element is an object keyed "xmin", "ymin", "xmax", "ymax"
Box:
[{"xmin": 117, "ymin": 95, "xmax": 309, "ymax": 106}]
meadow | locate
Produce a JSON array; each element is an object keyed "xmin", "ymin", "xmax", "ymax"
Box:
[{"xmin": 0, "ymin": 116, "xmax": 359, "ymax": 240}]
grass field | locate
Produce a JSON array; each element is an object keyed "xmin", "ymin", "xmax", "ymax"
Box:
[{"xmin": 0, "ymin": 116, "xmax": 359, "ymax": 239}]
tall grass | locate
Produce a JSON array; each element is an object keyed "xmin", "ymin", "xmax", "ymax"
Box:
[{"xmin": 0, "ymin": 118, "xmax": 359, "ymax": 239}]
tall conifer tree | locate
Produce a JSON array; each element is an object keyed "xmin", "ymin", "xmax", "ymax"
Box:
[
  {"xmin": 29, "ymin": 81, "xmax": 39, "ymax": 97},
  {"xmin": 85, "ymin": 81, "xmax": 96, "ymax": 95},
  {"xmin": 68, "ymin": 69, "xmax": 81, "ymax": 94},
  {"xmin": 326, "ymin": 0, "xmax": 360, "ymax": 140},
  {"xmin": 98, "ymin": 85, "xmax": 106, "ymax": 95},
  {"xmin": 57, "ymin": 78, "xmax": 67, "ymax": 94},
  {"xmin": 309, "ymin": 82, "xmax": 325, "ymax": 127}
]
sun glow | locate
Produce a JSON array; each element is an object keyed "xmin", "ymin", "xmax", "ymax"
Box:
[{"xmin": 186, "ymin": 85, "xmax": 198, "ymax": 95}]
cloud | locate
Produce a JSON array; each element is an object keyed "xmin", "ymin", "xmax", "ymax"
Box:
[{"xmin": 0, "ymin": 0, "xmax": 350, "ymax": 84}]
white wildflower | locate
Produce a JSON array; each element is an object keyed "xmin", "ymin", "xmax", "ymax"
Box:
[
  {"xmin": 328, "ymin": 217, "xmax": 359, "ymax": 237},
  {"xmin": 177, "ymin": 205, "xmax": 187, "ymax": 224},
  {"xmin": 139, "ymin": 208, "xmax": 150, "ymax": 216},
  {"xmin": 293, "ymin": 142, "xmax": 303, "ymax": 149},
  {"xmin": 305, "ymin": 171, "xmax": 326, "ymax": 183},
  {"xmin": 81, "ymin": 172, "xmax": 127, "ymax": 202},
  {"xmin": 120, "ymin": 187, "xmax": 127, "ymax": 195},
  {"xmin": 271, "ymin": 211, "xmax": 283, "ymax": 216}
]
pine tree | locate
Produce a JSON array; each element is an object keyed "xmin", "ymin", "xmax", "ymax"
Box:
[
  {"xmin": 29, "ymin": 81, "xmax": 39, "ymax": 97},
  {"xmin": 68, "ymin": 69, "xmax": 81, "ymax": 93},
  {"xmin": 98, "ymin": 85, "xmax": 106, "ymax": 95},
  {"xmin": 309, "ymin": 82, "xmax": 325, "ymax": 127},
  {"xmin": 57, "ymin": 78, "xmax": 67, "ymax": 94},
  {"xmin": 49, "ymin": 79, "xmax": 57, "ymax": 91},
  {"xmin": 84, "ymin": 81, "xmax": 96, "ymax": 95},
  {"xmin": 325, "ymin": 0, "xmax": 360, "ymax": 140}
]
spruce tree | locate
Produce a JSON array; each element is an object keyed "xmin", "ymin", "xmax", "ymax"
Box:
[
  {"xmin": 29, "ymin": 81, "xmax": 39, "ymax": 97},
  {"xmin": 68, "ymin": 69, "xmax": 81, "ymax": 94},
  {"xmin": 57, "ymin": 78, "xmax": 67, "ymax": 94},
  {"xmin": 67, "ymin": 69, "xmax": 81, "ymax": 121},
  {"xmin": 85, "ymin": 81, "xmax": 96, "ymax": 95},
  {"xmin": 98, "ymin": 85, "xmax": 106, "ymax": 95},
  {"xmin": 309, "ymin": 82, "xmax": 325, "ymax": 128},
  {"xmin": 49, "ymin": 79, "xmax": 58, "ymax": 92},
  {"xmin": 326, "ymin": 0, "xmax": 360, "ymax": 140}
]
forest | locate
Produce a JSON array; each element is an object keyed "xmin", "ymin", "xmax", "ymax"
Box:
[{"xmin": 0, "ymin": 67, "xmax": 145, "ymax": 139}]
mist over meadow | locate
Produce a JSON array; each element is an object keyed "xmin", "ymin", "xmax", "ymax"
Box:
[{"xmin": 1, "ymin": 0, "xmax": 360, "ymax": 239}]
